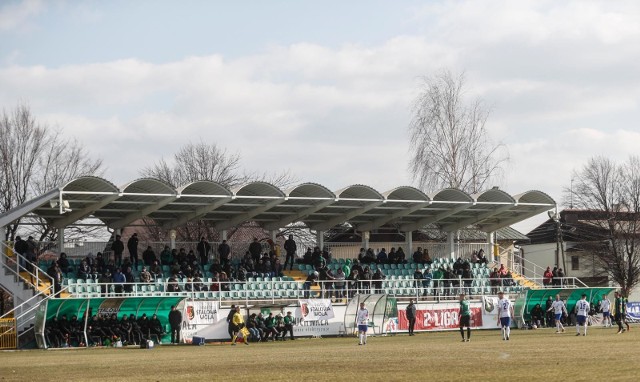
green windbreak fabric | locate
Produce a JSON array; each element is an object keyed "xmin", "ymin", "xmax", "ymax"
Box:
[{"xmin": 519, "ymin": 288, "xmax": 615, "ymax": 320}]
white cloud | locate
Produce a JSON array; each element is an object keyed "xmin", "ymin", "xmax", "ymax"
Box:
[{"xmin": 0, "ymin": 0, "xmax": 44, "ymax": 31}]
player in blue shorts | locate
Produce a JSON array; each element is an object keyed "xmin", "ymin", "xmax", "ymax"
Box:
[
  {"xmin": 496, "ymin": 291, "xmax": 514, "ymax": 340},
  {"xmin": 356, "ymin": 302, "xmax": 369, "ymax": 345},
  {"xmin": 575, "ymin": 294, "xmax": 590, "ymax": 336}
]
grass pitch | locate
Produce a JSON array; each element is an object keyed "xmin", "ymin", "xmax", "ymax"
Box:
[{"xmin": 1, "ymin": 326, "xmax": 637, "ymax": 381}]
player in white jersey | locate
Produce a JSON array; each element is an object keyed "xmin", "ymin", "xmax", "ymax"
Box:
[
  {"xmin": 574, "ymin": 294, "xmax": 590, "ymax": 336},
  {"xmin": 599, "ymin": 294, "xmax": 611, "ymax": 327},
  {"xmin": 356, "ymin": 302, "xmax": 369, "ymax": 345},
  {"xmin": 547, "ymin": 294, "xmax": 566, "ymax": 333},
  {"xmin": 496, "ymin": 291, "xmax": 514, "ymax": 341}
]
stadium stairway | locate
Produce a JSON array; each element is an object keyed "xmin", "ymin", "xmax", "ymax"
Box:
[{"xmin": 510, "ymin": 270, "xmax": 540, "ymax": 289}]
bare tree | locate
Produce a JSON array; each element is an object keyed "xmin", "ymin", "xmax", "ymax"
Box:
[
  {"xmin": 567, "ymin": 156, "xmax": 640, "ymax": 295},
  {"xmin": 408, "ymin": 70, "xmax": 508, "ymax": 193},
  {"xmin": 140, "ymin": 141, "xmax": 298, "ymax": 242},
  {"xmin": 0, "ymin": 103, "xmax": 104, "ymax": 241}
]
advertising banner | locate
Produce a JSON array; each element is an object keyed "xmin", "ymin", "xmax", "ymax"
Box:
[
  {"xmin": 482, "ymin": 296, "xmax": 500, "ymax": 326},
  {"xmin": 627, "ymin": 302, "xmax": 640, "ymax": 321},
  {"xmin": 398, "ymin": 303, "xmax": 483, "ymax": 330},
  {"xmin": 298, "ymin": 299, "xmax": 335, "ymax": 321},
  {"xmin": 181, "ymin": 300, "xmax": 220, "ymax": 343},
  {"xmin": 97, "ymin": 298, "xmax": 125, "ymax": 317}
]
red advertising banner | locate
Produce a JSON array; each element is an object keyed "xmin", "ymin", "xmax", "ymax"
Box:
[{"xmin": 398, "ymin": 306, "xmax": 483, "ymax": 330}]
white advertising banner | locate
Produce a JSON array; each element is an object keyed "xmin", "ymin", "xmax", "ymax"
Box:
[
  {"xmin": 181, "ymin": 300, "xmax": 220, "ymax": 343},
  {"xmin": 298, "ymin": 299, "xmax": 335, "ymax": 321}
]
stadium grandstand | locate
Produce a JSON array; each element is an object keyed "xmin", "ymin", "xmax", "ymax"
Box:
[{"xmin": 2, "ymin": 175, "xmax": 609, "ymax": 350}]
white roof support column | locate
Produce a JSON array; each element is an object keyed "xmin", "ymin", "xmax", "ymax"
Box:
[
  {"xmin": 57, "ymin": 228, "xmax": 64, "ymax": 255},
  {"xmin": 110, "ymin": 196, "xmax": 178, "ymax": 230},
  {"xmin": 362, "ymin": 231, "xmax": 370, "ymax": 251},
  {"xmin": 316, "ymin": 230, "xmax": 324, "ymax": 251},
  {"xmin": 163, "ymin": 197, "xmax": 233, "ymax": 230},
  {"xmin": 221, "ymin": 230, "xmax": 228, "ymax": 241},
  {"xmin": 487, "ymin": 231, "xmax": 496, "ymax": 262},
  {"xmin": 405, "ymin": 231, "xmax": 413, "ymax": 256},
  {"xmin": 448, "ymin": 232, "xmax": 455, "ymax": 260},
  {"xmin": 311, "ymin": 201, "xmax": 384, "ymax": 232},
  {"xmin": 215, "ymin": 198, "xmax": 285, "ymax": 231}
]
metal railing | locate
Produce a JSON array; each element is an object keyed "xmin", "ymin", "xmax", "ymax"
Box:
[
  {"xmin": 518, "ymin": 277, "xmax": 588, "ymax": 289},
  {"xmin": 63, "ymin": 276, "xmax": 528, "ymax": 304},
  {"xmin": 0, "ymin": 318, "xmax": 17, "ymax": 349}
]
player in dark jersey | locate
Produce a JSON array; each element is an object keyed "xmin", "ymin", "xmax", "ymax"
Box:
[
  {"xmin": 614, "ymin": 291, "xmax": 629, "ymax": 334},
  {"xmin": 459, "ymin": 293, "xmax": 472, "ymax": 342}
]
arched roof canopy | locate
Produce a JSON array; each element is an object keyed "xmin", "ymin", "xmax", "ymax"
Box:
[{"xmin": 261, "ymin": 183, "xmax": 336, "ymax": 230}]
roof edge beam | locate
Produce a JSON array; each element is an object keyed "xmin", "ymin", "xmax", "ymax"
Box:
[
  {"xmin": 162, "ymin": 197, "xmax": 233, "ymax": 230},
  {"xmin": 0, "ymin": 188, "xmax": 59, "ymax": 228},
  {"xmin": 53, "ymin": 194, "xmax": 121, "ymax": 228},
  {"xmin": 479, "ymin": 207, "xmax": 554, "ymax": 232},
  {"xmin": 215, "ymin": 198, "xmax": 285, "ymax": 230},
  {"xmin": 399, "ymin": 203, "xmax": 473, "ymax": 232},
  {"xmin": 356, "ymin": 201, "xmax": 431, "ymax": 232},
  {"xmin": 110, "ymin": 195, "xmax": 179, "ymax": 230},
  {"xmin": 441, "ymin": 204, "xmax": 515, "ymax": 232},
  {"xmin": 310, "ymin": 200, "xmax": 384, "ymax": 231},
  {"xmin": 263, "ymin": 199, "xmax": 335, "ymax": 231}
]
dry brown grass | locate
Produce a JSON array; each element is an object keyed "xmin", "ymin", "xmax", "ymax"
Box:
[{"xmin": 1, "ymin": 326, "xmax": 637, "ymax": 381}]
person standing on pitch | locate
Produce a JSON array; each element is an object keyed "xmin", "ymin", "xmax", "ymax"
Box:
[
  {"xmin": 231, "ymin": 306, "xmax": 249, "ymax": 346},
  {"xmin": 547, "ymin": 294, "xmax": 567, "ymax": 333},
  {"xmin": 600, "ymin": 293, "xmax": 612, "ymax": 328},
  {"xmin": 168, "ymin": 305, "xmax": 182, "ymax": 344},
  {"xmin": 575, "ymin": 294, "xmax": 590, "ymax": 336},
  {"xmin": 459, "ymin": 294, "xmax": 471, "ymax": 342},
  {"xmin": 406, "ymin": 300, "xmax": 417, "ymax": 336},
  {"xmin": 496, "ymin": 291, "xmax": 514, "ymax": 341},
  {"xmin": 357, "ymin": 302, "xmax": 369, "ymax": 345},
  {"xmin": 614, "ymin": 291, "xmax": 629, "ymax": 334}
]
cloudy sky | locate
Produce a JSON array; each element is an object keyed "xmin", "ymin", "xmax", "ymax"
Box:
[{"xmin": 1, "ymin": 0, "xmax": 639, "ymax": 233}]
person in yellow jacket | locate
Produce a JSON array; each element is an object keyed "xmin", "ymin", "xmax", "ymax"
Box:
[{"xmin": 231, "ymin": 306, "xmax": 249, "ymax": 345}]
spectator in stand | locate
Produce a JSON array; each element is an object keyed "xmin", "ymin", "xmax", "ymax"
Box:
[
  {"xmin": 346, "ymin": 269, "xmax": 359, "ymax": 297},
  {"xmin": 13, "ymin": 236, "xmax": 28, "ymax": 267},
  {"xmin": 186, "ymin": 250, "xmax": 198, "ymax": 266},
  {"xmin": 388, "ymin": 248, "xmax": 397, "ymax": 264},
  {"xmin": 159, "ymin": 245, "xmax": 172, "ymax": 265},
  {"xmin": 318, "ymin": 266, "xmax": 335, "ymax": 298},
  {"xmin": 557, "ymin": 268, "xmax": 565, "ymax": 287},
  {"xmin": 249, "ymin": 238, "xmax": 262, "ymax": 263},
  {"xmin": 413, "ymin": 266, "xmax": 424, "ymax": 291},
  {"xmin": 412, "ymin": 247, "xmax": 424, "ymax": 263},
  {"xmin": 396, "ymin": 247, "xmax": 407, "ymax": 264},
  {"xmin": 168, "ymin": 305, "xmax": 182, "ymax": 344},
  {"xmin": 357, "ymin": 248, "xmax": 366, "ymax": 263},
  {"xmin": 342, "ymin": 259, "xmax": 351, "ymax": 278},
  {"xmin": 111, "ymin": 235, "xmax": 125, "ymax": 266},
  {"xmin": 363, "ymin": 249, "xmax": 376, "ymax": 264},
  {"xmin": 47, "ymin": 262, "xmax": 63, "ymax": 298},
  {"xmin": 334, "ymin": 268, "xmax": 346, "ymax": 298},
  {"xmin": 477, "ymin": 249, "xmax": 488, "ymax": 264},
  {"xmin": 462, "ymin": 265, "xmax": 472, "ymax": 295},
  {"xmin": 167, "ymin": 275, "xmax": 180, "ymax": 292},
  {"xmin": 273, "ymin": 258, "xmax": 284, "ymax": 278},
  {"xmin": 497, "ymin": 264, "xmax": 508, "ymax": 276},
  {"xmin": 217, "ymin": 240, "xmax": 231, "ymax": 268},
  {"xmin": 530, "ymin": 303, "xmax": 544, "ymax": 329},
  {"xmin": 422, "ymin": 268, "xmax": 433, "ymax": 296},
  {"xmin": 543, "ymin": 266, "xmax": 553, "ymax": 287},
  {"xmin": 123, "ymin": 266, "xmax": 135, "ymax": 293},
  {"xmin": 89, "ymin": 266, "xmax": 100, "ymax": 281},
  {"xmin": 57, "ymin": 252, "xmax": 71, "ymax": 274},
  {"xmin": 489, "ymin": 267, "xmax": 500, "ymax": 294},
  {"xmin": 442, "ymin": 267, "xmax": 453, "ymax": 296},
  {"xmin": 283, "ymin": 235, "xmax": 297, "ymax": 271},
  {"xmin": 376, "ymin": 248, "xmax": 388, "ymax": 264},
  {"xmin": 192, "ymin": 273, "xmax": 204, "ymax": 291},
  {"xmin": 142, "ymin": 246, "xmax": 157, "ymax": 266},
  {"xmin": 219, "ymin": 272, "xmax": 230, "ymax": 291},
  {"xmin": 372, "ymin": 268, "xmax": 385, "ymax": 294},
  {"xmin": 127, "ymin": 233, "xmax": 139, "ymax": 267},
  {"xmin": 25, "ymin": 236, "xmax": 38, "ymax": 273},
  {"xmin": 360, "ymin": 266, "xmax": 373, "ymax": 292},
  {"xmin": 422, "ymin": 249, "xmax": 432, "ymax": 265},
  {"xmin": 85, "ymin": 252, "xmax": 95, "ymax": 269},
  {"xmin": 140, "ymin": 267, "xmax": 152, "ymax": 283},
  {"xmin": 304, "ymin": 271, "xmax": 319, "ymax": 298},
  {"xmin": 432, "ymin": 267, "xmax": 443, "ymax": 297},
  {"xmin": 196, "ymin": 237, "xmax": 211, "ymax": 266},
  {"xmin": 175, "ymin": 248, "xmax": 187, "ymax": 265},
  {"xmin": 302, "ymin": 247, "xmax": 313, "ymax": 265},
  {"xmin": 453, "ymin": 257, "xmax": 465, "ymax": 276},
  {"xmin": 77, "ymin": 260, "xmax": 91, "ymax": 280},
  {"xmin": 95, "ymin": 252, "xmax": 106, "ymax": 274},
  {"xmin": 551, "ymin": 267, "xmax": 559, "ymax": 286},
  {"xmin": 150, "ymin": 261, "xmax": 162, "ymax": 280}
]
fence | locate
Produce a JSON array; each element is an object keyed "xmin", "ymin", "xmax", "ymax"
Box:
[{"xmin": 0, "ymin": 318, "xmax": 17, "ymax": 349}]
